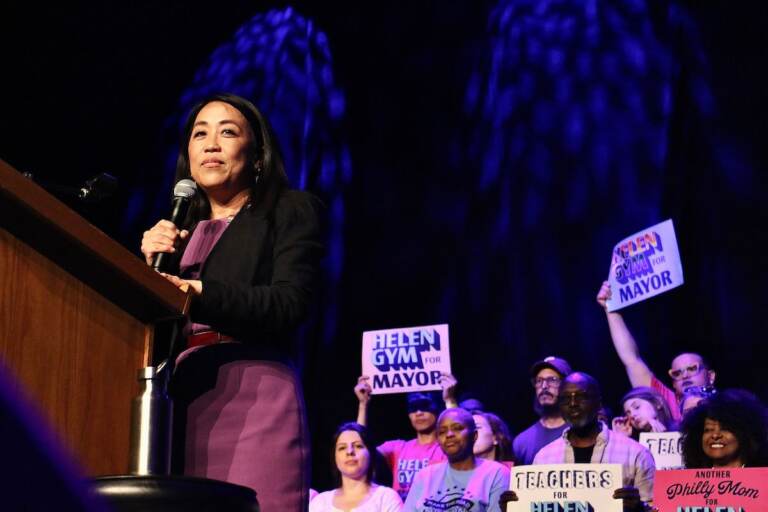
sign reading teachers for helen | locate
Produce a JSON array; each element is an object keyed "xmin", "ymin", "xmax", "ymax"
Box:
[
  {"xmin": 508, "ymin": 464, "xmax": 623, "ymax": 512},
  {"xmin": 606, "ymin": 219, "xmax": 684, "ymax": 312},
  {"xmin": 639, "ymin": 432, "xmax": 683, "ymax": 470},
  {"xmin": 361, "ymin": 324, "xmax": 451, "ymax": 395}
]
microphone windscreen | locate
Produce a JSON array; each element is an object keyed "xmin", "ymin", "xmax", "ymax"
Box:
[{"xmin": 173, "ymin": 179, "xmax": 197, "ymax": 199}]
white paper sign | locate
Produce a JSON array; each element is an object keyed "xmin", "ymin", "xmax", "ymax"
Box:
[
  {"xmin": 509, "ymin": 464, "xmax": 623, "ymax": 512},
  {"xmin": 606, "ymin": 219, "xmax": 684, "ymax": 312},
  {"xmin": 638, "ymin": 432, "xmax": 683, "ymax": 470},
  {"xmin": 361, "ymin": 323, "xmax": 451, "ymax": 395}
]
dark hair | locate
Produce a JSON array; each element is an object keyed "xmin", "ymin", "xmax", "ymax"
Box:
[
  {"xmin": 680, "ymin": 387, "xmax": 715, "ymax": 415},
  {"xmin": 476, "ymin": 411, "xmax": 514, "ymax": 462},
  {"xmin": 680, "ymin": 389, "xmax": 768, "ymax": 468},
  {"xmin": 406, "ymin": 392, "xmax": 441, "ymax": 415},
  {"xmin": 458, "ymin": 396, "xmax": 486, "ymax": 414},
  {"xmin": 174, "ymin": 93, "xmax": 289, "ymax": 227},
  {"xmin": 621, "ymin": 386, "xmax": 677, "ymax": 436},
  {"xmin": 330, "ymin": 422, "xmax": 376, "ymax": 486},
  {"xmin": 597, "ymin": 405, "xmax": 613, "ymax": 425}
]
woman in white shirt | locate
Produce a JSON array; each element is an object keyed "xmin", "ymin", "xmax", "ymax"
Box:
[{"xmin": 310, "ymin": 422, "xmax": 402, "ymax": 512}]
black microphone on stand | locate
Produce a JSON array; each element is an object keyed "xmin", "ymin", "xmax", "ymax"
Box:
[
  {"xmin": 152, "ymin": 179, "xmax": 198, "ymax": 273},
  {"xmin": 23, "ymin": 172, "xmax": 119, "ymax": 203},
  {"xmin": 78, "ymin": 173, "xmax": 118, "ymax": 203}
]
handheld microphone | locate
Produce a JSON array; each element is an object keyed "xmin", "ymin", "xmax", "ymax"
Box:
[{"xmin": 152, "ymin": 179, "xmax": 198, "ymax": 272}]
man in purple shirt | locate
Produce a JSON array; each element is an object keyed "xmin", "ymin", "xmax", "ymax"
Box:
[{"xmin": 511, "ymin": 356, "xmax": 572, "ymax": 465}]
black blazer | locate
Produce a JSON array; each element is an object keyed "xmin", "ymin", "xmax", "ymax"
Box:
[{"xmin": 185, "ymin": 189, "xmax": 324, "ymax": 348}]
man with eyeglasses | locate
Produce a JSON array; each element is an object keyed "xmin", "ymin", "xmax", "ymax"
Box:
[
  {"xmin": 596, "ymin": 281, "xmax": 716, "ymax": 421},
  {"xmin": 511, "ymin": 356, "xmax": 572, "ymax": 465}
]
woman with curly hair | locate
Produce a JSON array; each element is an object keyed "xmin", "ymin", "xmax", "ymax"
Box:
[{"xmin": 680, "ymin": 389, "xmax": 768, "ymax": 468}]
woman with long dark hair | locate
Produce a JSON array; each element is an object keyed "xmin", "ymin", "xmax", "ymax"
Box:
[
  {"xmin": 310, "ymin": 423, "xmax": 402, "ymax": 511},
  {"xmin": 141, "ymin": 93, "xmax": 324, "ymax": 511},
  {"xmin": 472, "ymin": 412, "xmax": 515, "ymax": 466}
]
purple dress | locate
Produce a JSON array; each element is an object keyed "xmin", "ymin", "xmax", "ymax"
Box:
[{"xmin": 172, "ymin": 219, "xmax": 310, "ymax": 512}]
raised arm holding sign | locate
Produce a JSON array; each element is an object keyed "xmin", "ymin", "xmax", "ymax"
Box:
[
  {"xmin": 354, "ymin": 325, "xmax": 459, "ymax": 501},
  {"xmin": 595, "ymin": 220, "xmax": 719, "ymax": 422},
  {"xmin": 604, "ymin": 219, "xmax": 684, "ymax": 312},
  {"xmin": 361, "ymin": 324, "xmax": 452, "ymax": 395},
  {"xmin": 596, "ymin": 281, "xmax": 716, "ymax": 424}
]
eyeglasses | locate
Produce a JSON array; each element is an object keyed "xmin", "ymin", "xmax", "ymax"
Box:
[
  {"xmin": 531, "ymin": 376, "xmax": 562, "ymax": 388},
  {"xmin": 668, "ymin": 363, "xmax": 705, "ymax": 380}
]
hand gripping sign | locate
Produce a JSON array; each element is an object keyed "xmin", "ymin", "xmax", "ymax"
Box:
[
  {"xmin": 361, "ymin": 324, "xmax": 451, "ymax": 395},
  {"xmin": 509, "ymin": 464, "xmax": 623, "ymax": 512},
  {"xmin": 606, "ymin": 219, "xmax": 684, "ymax": 312}
]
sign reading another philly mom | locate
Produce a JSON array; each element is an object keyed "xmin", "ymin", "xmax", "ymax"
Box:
[
  {"xmin": 654, "ymin": 468, "xmax": 768, "ymax": 512},
  {"xmin": 361, "ymin": 324, "xmax": 451, "ymax": 395},
  {"xmin": 509, "ymin": 464, "xmax": 623, "ymax": 512},
  {"xmin": 606, "ymin": 219, "xmax": 684, "ymax": 312}
]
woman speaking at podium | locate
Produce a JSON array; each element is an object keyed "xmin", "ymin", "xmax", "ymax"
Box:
[{"xmin": 141, "ymin": 93, "xmax": 324, "ymax": 511}]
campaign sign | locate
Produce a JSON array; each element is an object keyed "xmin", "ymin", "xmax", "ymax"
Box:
[
  {"xmin": 639, "ymin": 432, "xmax": 683, "ymax": 470},
  {"xmin": 654, "ymin": 468, "xmax": 768, "ymax": 512},
  {"xmin": 508, "ymin": 464, "xmax": 623, "ymax": 512},
  {"xmin": 361, "ymin": 324, "xmax": 451, "ymax": 395},
  {"xmin": 606, "ymin": 219, "xmax": 684, "ymax": 312}
]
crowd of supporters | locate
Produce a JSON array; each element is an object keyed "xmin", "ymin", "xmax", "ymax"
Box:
[{"xmin": 307, "ymin": 282, "xmax": 768, "ymax": 511}]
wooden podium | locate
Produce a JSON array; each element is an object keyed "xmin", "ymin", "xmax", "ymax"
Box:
[{"xmin": 0, "ymin": 159, "xmax": 189, "ymax": 476}]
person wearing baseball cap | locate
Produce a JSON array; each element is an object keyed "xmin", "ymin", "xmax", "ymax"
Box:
[{"xmin": 511, "ymin": 356, "xmax": 573, "ymax": 465}]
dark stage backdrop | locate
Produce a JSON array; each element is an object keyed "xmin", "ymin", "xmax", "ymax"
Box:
[{"xmin": 2, "ymin": 0, "xmax": 766, "ymax": 492}]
